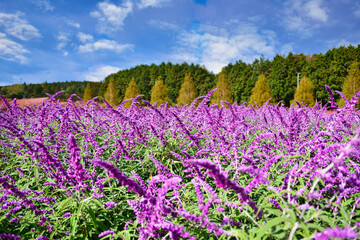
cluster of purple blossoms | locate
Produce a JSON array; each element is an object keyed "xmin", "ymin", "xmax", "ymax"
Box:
[
  {"xmin": 1, "ymin": 87, "xmax": 360, "ymax": 239},
  {"xmin": 314, "ymin": 226, "xmax": 358, "ymax": 240}
]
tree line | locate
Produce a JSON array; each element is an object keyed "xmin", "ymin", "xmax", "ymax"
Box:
[
  {"xmin": 0, "ymin": 81, "xmax": 102, "ymax": 101},
  {"xmin": 1, "ymin": 44, "xmax": 360, "ymax": 107}
]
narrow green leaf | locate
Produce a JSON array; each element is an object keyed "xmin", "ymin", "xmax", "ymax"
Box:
[
  {"xmin": 255, "ymin": 217, "xmax": 290, "ymax": 240},
  {"xmin": 86, "ymin": 205, "xmax": 98, "ymax": 231}
]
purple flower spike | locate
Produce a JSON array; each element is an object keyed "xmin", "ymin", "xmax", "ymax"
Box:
[
  {"xmin": 314, "ymin": 226, "xmax": 358, "ymax": 240},
  {"xmin": 63, "ymin": 212, "xmax": 72, "ymax": 218},
  {"xmin": 0, "ymin": 233, "xmax": 21, "ymax": 239},
  {"xmin": 98, "ymin": 230, "xmax": 115, "ymax": 238},
  {"xmin": 94, "ymin": 161, "xmax": 152, "ymax": 200},
  {"xmin": 35, "ymin": 236, "xmax": 49, "ymax": 240},
  {"xmin": 190, "ymin": 159, "xmax": 258, "ymax": 212},
  {"xmin": 104, "ymin": 201, "xmax": 117, "ymax": 209}
]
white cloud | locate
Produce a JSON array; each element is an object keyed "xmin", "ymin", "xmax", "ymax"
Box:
[
  {"xmin": 66, "ymin": 19, "xmax": 80, "ymax": 29},
  {"xmin": 281, "ymin": 43, "xmax": 294, "ymax": 55},
  {"xmin": 55, "ymin": 32, "xmax": 70, "ymax": 51},
  {"xmin": 55, "ymin": 32, "xmax": 71, "ymax": 56},
  {"xmin": 172, "ymin": 24, "xmax": 276, "ymax": 73},
  {"xmin": 138, "ymin": 0, "xmax": 170, "ymax": 9},
  {"xmin": 31, "ymin": 0, "xmax": 54, "ymax": 12},
  {"xmin": 283, "ymin": 0, "xmax": 328, "ymax": 36},
  {"xmin": 56, "ymin": 32, "xmax": 69, "ymax": 42},
  {"xmin": 78, "ymin": 39, "xmax": 133, "ymax": 53},
  {"xmin": 304, "ymin": 0, "xmax": 328, "ymax": 22},
  {"xmin": 0, "ymin": 32, "xmax": 29, "ymax": 64},
  {"xmin": 328, "ymin": 39, "xmax": 359, "ymax": 48},
  {"xmin": 148, "ymin": 19, "xmax": 178, "ymax": 30},
  {"xmin": 90, "ymin": 1, "xmax": 133, "ymax": 33},
  {"xmin": 56, "ymin": 41, "xmax": 67, "ymax": 51},
  {"xmin": 0, "ymin": 12, "xmax": 41, "ymax": 41},
  {"xmin": 77, "ymin": 32, "xmax": 93, "ymax": 44},
  {"xmin": 84, "ymin": 65, "xmax": 120, "ymax": 82}
]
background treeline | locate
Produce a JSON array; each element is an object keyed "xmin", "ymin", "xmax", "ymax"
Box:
[
  {"xmin": 0, "ymin": 81, "xmax": 102, "ymax": 101},
  {"xmin": 1, "ymin": 44, "xmax": 360, "ymax": 106},
  {"xmin": 99, "ymin": 62, "xmax": 215, "ymax": 104}
]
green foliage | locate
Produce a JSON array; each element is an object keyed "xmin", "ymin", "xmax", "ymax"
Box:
[
  {"xmin": 293, "ymin": 76, "xmax": 315, "ymax": 106},
  {"xmin": 338, "ymin": 61, "xmax": 360, "ymax": 108},
  {"xmin": 104, "ymin": 77, "xmax": 121, "ymax": 107},
  {"xmin": 267, "ymin": 53, "xmax": 308, "ymax": 106},
  {"xmin": 249, "ymin": 74, "xmax": 273, "ymax": 106},
  {"xmin": 211, "ymin": 70, "xmax": 233, "ymax": 105},
  {"xmin": 224, "ymin": 60, "xmax": 254, "ymax": 103},
  {"xmin": 0, "ymin": 81, "xmax": 92, "ymax": 100},
  {"xmin": 177, "ymin": 73, "xmax": 197, "ymax": 106},
  {"xmin": 98, "ymin": 62, "xmax": 215, "ymax": 104},
  {"xmin": 150, "ymin": 76, "xmax": 170, "ymax": 105},
  {"xmin": 83, "ymin": 83, "xmax": 95, "ymax": 103},
  {"xmin": 123, "ymin": 78, "xmax": 142, "ymax": 108}
]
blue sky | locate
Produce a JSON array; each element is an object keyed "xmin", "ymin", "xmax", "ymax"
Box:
[{"xmin": 0, "ymin": 0, "xmax": 359, "ymax": 86}]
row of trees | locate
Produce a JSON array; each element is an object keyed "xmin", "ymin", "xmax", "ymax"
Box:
[
  {"xmin": 99, "ymin": 45, "xmax": 360, "ymax": 107},
  {"xmin": 101, "ymin": 71, "xmax": 235, "ymax": 107},
  {"xmin": 247, "ymin": 60, "xmax": 360, "ymax": 108},
  {"xmin": 1, "ymin": 45, "xmax": 359, "ymax": 107},
  {"xmin": 101, "ymin": 60, "xmax": 360, "ymax": 108},
  {"xmin": 0, "ymin": 81, "xmax": 101, "ymax": 100}
]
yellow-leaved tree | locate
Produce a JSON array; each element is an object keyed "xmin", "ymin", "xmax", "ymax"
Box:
[
  {"xmin": 293, "ymin": 76, "xmax": 315, "ymax": 106},
  {"xmin": 104, "ymin": 77, "xmax": 120, "ymax": 107},
  {"xmin": 211, "ymin": 70, "xmax": 233, "ymax": 106},
  {"xmin": 123, "ymin": 78, "xmax": 141, "ymax": 108},
  {"xmin": 249, "ymin": 74, "xmax": 272, "ymax": 106},
  {"xmin": 150, "ymin": 76, "xmax": 169, "ymax": 105},
  {"xmin": 83, "ymin": 83, "xmax": 95, "ymax": 103},
  {"xmin": 338, "ymin": 61, "xmax": 360, "ymax": 108},
  {"xmin": 177, "ymin": 73, "xmax": 197, "ymax": 106}
]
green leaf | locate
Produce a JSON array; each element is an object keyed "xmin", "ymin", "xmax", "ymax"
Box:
[
  {"xmin": 255, "ymin": 217, "xmax": 290, "ymax": 240},
  {"xmin": 319, "ymin": 214, "xmax": 334, "ymax": 227},
  {"xmin": 86, "ymin": 205, "xmax": 98, "ymax": 231},
  {"xmin": 70, "ymin": 213, "xmax": 78, "ymax": 237},
  {"xmin": 56, "ymin": 197, "xmax": 75, "ymax": 213},
  {"xmin": 229, "ymin": 229, "xmax": 250, "ymax": 240},
  {"xmin": 298, "ymin": 222, "xmax": 310, "ymax": 237}
]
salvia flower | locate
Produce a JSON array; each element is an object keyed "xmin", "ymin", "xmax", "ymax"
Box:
[
  {"xmin": 63, "ymin": 212, "xmax": 72, "ymax": 218},
  {"xmin": 0, "ymin": 233, "xmax": 21, "ymax": 239},
  {"xmin": 94, "ymin": 161, "xmax": 150, "ymax": 200},
  {"xmin": 98, "ymin": 230, "xmax": 115, "ymax": 238},
  {"xmin": 104, "ymin": 201, "xmax": 117, "ymax": 209},
  {"xmin": 190, "ymin": 159, "xmax": 258, "ymax": 212},
  {"xmin": 314, "ymin": 226, "xmax": 358, "ymax": 240}
]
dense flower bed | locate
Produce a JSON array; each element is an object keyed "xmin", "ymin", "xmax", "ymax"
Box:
[{"xmin": 0, "ymin": 88, "xmax": 359, "ymax": 240}]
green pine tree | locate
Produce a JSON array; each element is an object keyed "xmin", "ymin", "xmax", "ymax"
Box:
[
  {"xmin": 249, "ymin": 74, "xmax": 273, "ymax": 106},
  {"xmin": 150, "ymin": 76, "xmax": 170, "ymax": 105},
  {"xmin": 338, "ymin": 61, "xmax": 360, "ymax": 108},
  {"xmin": 123, "ymin": 78, "xmax": 141, "ymax": 108},
  {"xmin": 83, "ymin": 83, "xmax": 94, "ymax": 103},
  {"xmin": 177, "ymin": 73, "xmax": 197, "ymax": 106},
  {"xmin": 211, "ymin": 70, "xmax": 233, "ymax": 105},
  {"xmin": 104, "ymin": 77, "xmax": 120, "ymax": 107},
  {"xmin": 293, "ymin": 76, "xmax": 315, "ymax": 106}
]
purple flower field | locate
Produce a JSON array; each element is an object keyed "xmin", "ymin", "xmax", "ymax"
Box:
[{"xmin": 0, "ymin": 88, "xmax": 360, "ymax": 240}]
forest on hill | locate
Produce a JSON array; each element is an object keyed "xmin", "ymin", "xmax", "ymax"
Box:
[{"xmin": 1, "ymin": 44, "xmax": 360, "ymax": 107}]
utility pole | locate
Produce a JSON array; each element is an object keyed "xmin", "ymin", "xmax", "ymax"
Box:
[{"xmin": 297, "ymin": 73, "xmax": 300, "ymax": 88}]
